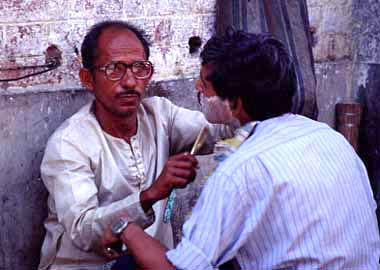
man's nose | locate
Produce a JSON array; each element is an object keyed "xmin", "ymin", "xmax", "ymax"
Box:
[{"xmin": 120, "ymin": 68, "xmax": 137, "ymax": 88}]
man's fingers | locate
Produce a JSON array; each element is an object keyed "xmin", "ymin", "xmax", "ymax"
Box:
[
  {"xmin": 170, "ymin": 152, "xmax": 198, "ymax": 165},
  {"xmin": 168, "ymin": 160, "xmax": 198, "ymax": 170},
  {"xmin": 170, "ymin": 167, "xmax": 196, "ymax": 179},
  {"xmin": 171, "ymin": 175, "xmax": 195, "ymax": 188},
  {"xmin": 104, "ymin": 246, "xmax": 120, "ymax": 259}
]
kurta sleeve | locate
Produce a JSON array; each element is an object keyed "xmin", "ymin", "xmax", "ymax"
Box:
[{"xmin": 41, "ymin": 136, "xmax": 155, "ymax": 253}]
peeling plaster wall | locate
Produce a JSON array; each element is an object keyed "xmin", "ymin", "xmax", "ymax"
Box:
[
  {"xmin": 0, "ymin": 0, "xmax": 215, "ymax": 92},
  {"xmin": 0, "ymin": 1, "xmax": 215, "ymax": 269}
]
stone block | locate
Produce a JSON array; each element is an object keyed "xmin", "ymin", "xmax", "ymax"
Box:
[
  {"xmin": 68, "ymin": 0, "xmax": 124, "ymax": 18},
  {"xmin": 314, "ymin": 60, "xmax": 353, "ymax": 127},
  {"xmin": 47, "ymin": 21, "xmax": 89, "ymax": 53},
  {"xmin": 127, "ymin": 18, "xmax": 155, "ymax": 43},
  {"xmin": 0, "ymin": 26, "xmax": 3, "ymax": 48},
  {"xmin": 307, "ymin": 0, "xmax": 322, "ymax": 8},
  {"xmin": 308, "ymin": 5, "xmax": 323, "ymax": 32},
  {"xmin": 194, "ymin": 0, "xmax": 216, "ymax": 13},
  {"xmin": 67, "ymin": 0, "xmax": 96, "ymax": 19},
  {"xmin": 313, "ymin": 33, "xmax": 352, "ymax": 62},
  {"xmin": 145, "ymin": 0, "xmax": 194, "ymax": 16},
  {"xmin": 149, "ymin": 44, "xmax": 201, "ymax": 81},
  {"xmin": 171, "ymin": 16, "xmax": 203, "ymax": 44},
  {"xmin": 321, "ymin": 3, "xmax": 352, "ymax": 33},
  {"xmin": 145, "ymin": 16, "xmax": 202, "ymax": 46},
  {"xmin": 123, "ymin": 0, "xmax": 146, "ymax": 18},
  {"xmin": 0, "ymin": 0, "xmax": 68, "ymax": 23},
  {"xmin": 200, "ymin": 15, "xmax": 216, "ymax": 44},
  {"xmin": 4, "ymin": 24, "xmax": 48, "ymax": 58},
  {"xmin": 308, "ymin": 0, "xmax": 351, "ymax": 8},
  {"xmin": 95, "ymin": 0, "xmax": 123, "ymax": 16}
]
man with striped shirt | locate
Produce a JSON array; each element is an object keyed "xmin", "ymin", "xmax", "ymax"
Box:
[{"xmin": 103, "ymin": 29, "xmax": 380, "ymax": 270}]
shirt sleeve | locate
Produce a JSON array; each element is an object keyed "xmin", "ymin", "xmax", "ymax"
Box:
[
  {"xmin": 166, "ymin": 159, "xmax": 272, "ymax": 270},
  {"xmin": 166, "ymin": 100, "xmax": 236, "ymax": 154},
  {"xmin": 41, "ymin": 136, "xmax": 155, "ymax": 253}
]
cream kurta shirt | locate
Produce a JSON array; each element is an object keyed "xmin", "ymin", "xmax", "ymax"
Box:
[{"xmin": 39, "ymin": 96, "xmax": 233, "ymax": 270}]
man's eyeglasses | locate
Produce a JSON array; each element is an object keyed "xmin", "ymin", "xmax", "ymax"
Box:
[{"xmin": 91, "ymin": 60, "xmax": 153, "ymax": 81}]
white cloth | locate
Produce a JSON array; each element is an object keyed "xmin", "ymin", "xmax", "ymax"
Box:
[
  {"xmin": 167, "ymin": 114, "xmax": 380, "ymax": 270},
  {"xmin": 38, "ymin": 96, "xmax": 233, "ymax": 270}
]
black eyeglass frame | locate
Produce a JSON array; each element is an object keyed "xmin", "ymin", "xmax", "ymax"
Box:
[{"xmin": 90, "ymin": 60, "xmax": 154, "ymax": 81}]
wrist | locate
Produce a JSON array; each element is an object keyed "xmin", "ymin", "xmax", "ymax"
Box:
[
  {"xmin": 140, "ymin": 188, "xmax": 157, "ymax": 212},
  {"xmin": 111, "ymin": 217, "xmax": 130, "ymax": 239},
  {"xmin": 120, "ymin": 223, "xmax": 144, "ymax": 244}
]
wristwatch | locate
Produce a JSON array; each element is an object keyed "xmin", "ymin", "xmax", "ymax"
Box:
[{"xmin": 111, "ymin": 218, "xmax": 129, "ymax": 238}]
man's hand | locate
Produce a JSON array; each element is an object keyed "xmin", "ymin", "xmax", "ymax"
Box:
[
  {"xmin": 101, "ymin": 227, "xmax": 127, "ymax": 260},
  {"xmin": 140, "ymin": 152, "xmax": 198, "ymax": 212},
  {"xmin": 121, "ymin": 223, "xmax": 175, "ymax": 270}
]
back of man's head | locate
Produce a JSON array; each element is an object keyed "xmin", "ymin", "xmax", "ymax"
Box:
[
  {"xmin": 81, "ymin": 20, "xmax": 151, "ymax": 69},
  {"xmin": 200, "ymin": 28, "xmax": 297, "ymax": 121}
]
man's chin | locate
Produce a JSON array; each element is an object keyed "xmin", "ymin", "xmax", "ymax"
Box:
[
  {"xmin": 113, "ymin": 107, "xmax": 137, "ymax": 118},
  {"xmin": 103, "ymin": 105, "xmax": 138, "ymax": 118},
  {"xmin": 94, "ymin": 99, "xmax": 140, "ymax": 118},
  {"xmin": 205, "ymin": 115, "xmax": 240, "ymax": 126}
]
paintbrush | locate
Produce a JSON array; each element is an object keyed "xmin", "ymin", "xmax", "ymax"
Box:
[
  {"xmin": 190, "ymin": 126, "xmax": 209, "ymax": 155},
  {"xmin": 163, "ymin": 127, "xmax": 209, "ymax": 223}
]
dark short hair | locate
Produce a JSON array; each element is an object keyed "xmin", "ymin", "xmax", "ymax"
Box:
[
  {"xmin": 81, "ymin": 20, "xmax": 151, "ymax": 69},
  {"xmin": 200, "ymin": 28, "xmax": 297, "ymax": 121}
]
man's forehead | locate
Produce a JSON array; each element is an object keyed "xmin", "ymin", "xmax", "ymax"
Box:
[{"xmin": 97, "ymin": 28, "xmax": 145, "ymax": 57}]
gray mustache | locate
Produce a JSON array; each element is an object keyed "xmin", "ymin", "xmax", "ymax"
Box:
[{"xmin": 116, "ymin": 90, "xmax": 141, "ymax": 99}]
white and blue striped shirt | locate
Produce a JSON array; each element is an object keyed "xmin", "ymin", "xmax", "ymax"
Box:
[{"xmin": 167, "ymin": 114, "xmax": 380, "ymax": 270}]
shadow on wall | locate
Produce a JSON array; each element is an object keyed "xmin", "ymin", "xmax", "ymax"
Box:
[{"xmin": 358, "ymin": 64, "xmax": 380, "ymax": 223}]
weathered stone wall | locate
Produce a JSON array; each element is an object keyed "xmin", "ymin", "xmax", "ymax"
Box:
[
  {"xmin": 307, "ymin": 0, "xmax": 354, "ymax": 126},
  {"xmin": 0, "ymin": 0, "xmax": 215, "ymax": 92},
  {"xmin": 307, "ymin": 0, "xmax": 380, "ymax": 206}
]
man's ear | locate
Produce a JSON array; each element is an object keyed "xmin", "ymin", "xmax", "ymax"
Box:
[
  {"xmin": 79, "ymin": 68, "xmax": 95, "ymax": 91},
  {"xmin": 228, "ymin": 98, "xmax": 238, "ymax": 110},
  {"xmin": 229, "ymin": 97, "xmax": 251, "ymax": 123}
]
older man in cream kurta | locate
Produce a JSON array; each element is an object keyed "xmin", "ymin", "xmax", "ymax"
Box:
[
  {"xmin": 39, "ymin": 97, "xmax": 231, "ymax": 270},
  {"xmin": 38, "ymin": 20, "xmax": 234, "ymax": 270}
]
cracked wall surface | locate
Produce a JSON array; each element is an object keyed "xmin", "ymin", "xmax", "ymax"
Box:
[{"xmin": 0, "ymin": 0, "xmax": 216, "ymax": 93}]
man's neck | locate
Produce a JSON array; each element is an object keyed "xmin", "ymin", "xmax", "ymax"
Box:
[{"xmin": 94, "ymin": 102, "xmax": 138, "ymax": 141}]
